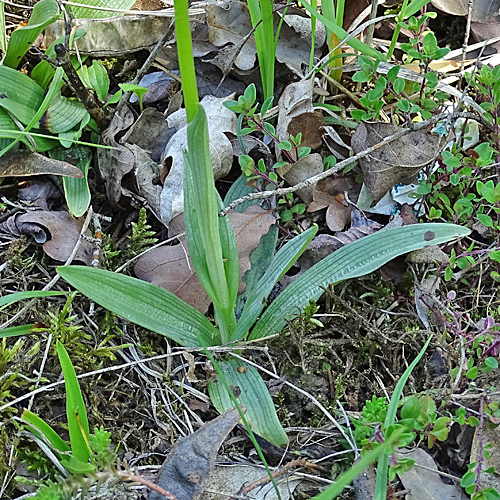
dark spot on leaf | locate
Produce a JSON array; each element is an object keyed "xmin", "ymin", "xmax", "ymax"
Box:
[
  {"xmin": 0, "ymin": 94, "xmax": 7, "ymax": 99},
  {"xmin": 424, "ymin": 231, "xmax": 435, "ymax": 241},
  {"xmin": 230, "ymin": 385, "xmax": 241, "ymax": 398},
  {"xmin": 237, "ymin": 366, "xmax": 247, "ymax": 373}
]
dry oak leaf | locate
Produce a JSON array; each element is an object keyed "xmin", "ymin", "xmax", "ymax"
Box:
[
  {"xmin": 134, "ymin": 205, "xmax": 276, "ymax": 313},
  {"xmin": 0, "ymin": 151, "xmax": 84, "ymax": 178},
  {"xmin": 351, "ymin": 122, "xmax": 440, "ymax": 206}
]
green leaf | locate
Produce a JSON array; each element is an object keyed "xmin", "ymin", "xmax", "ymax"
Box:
[
  {"xmin": 301, "ymin": 0, "xmax": 383, "ymax": 60},
  {"xmin": 0, "ymin": 324, "xmax": 37, "ymax": 338},
  {"xmin": 401, "ymin": 396, "xmax": 420, "ymax": 420},
  {"xmin": 184, "ymin": 105, "xmax": 237, "ymax": 339},
  {"xmin": 477, "ymin": 214, "xmax": 493, "ymax": 228},
  {"xmin": 251, "ymin": 223, "xmax": 469, "ymax": 340},
  {"xmin": 21, "ymin": 409, "xmax": 70, "ymax": 453},
  {"xmin": 0, "ymin": 66, "xmax": 44, "ymax": 125},
  {"xmin": 69, "ymin": 0, "xmax": 137, "ymax": 19},
  {"xmin": 0, "ymin": 290, "xmax": 67, "ymax": 310},
  {"xmin": 3, "ymin": 0, "xmax": 60, "ymax": 68},
  {"xmin": 50, "ymin": 146, "xmax": 92, "ymax": 217},
  {"xmin": 42, "ymin": 93, "xmax": 89, "ymax": 134},
  {"xmin": 56, "ymin": 266, "xmax": 219, "ymax": 347},
  {"xmin": 208, "ymin": 358, "xmax": 287, "ymax": 446},
  {"xmin": 81, "ymin": 61, "xmax": 109, "ymax": 102},
  {"xmin": 235, "ymin": 225, "xmax": 278, "ymax": 319},
  {"xmin": 233, "ymin": 225, "xmax": 317, "ymax": 341},
  {"xmin": 56, "ymin": 341, "xmax": 91, "ymax": 463}
]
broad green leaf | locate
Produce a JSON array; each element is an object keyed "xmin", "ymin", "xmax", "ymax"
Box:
[
  {"xmin": 21, "ymin": 409, "xmax": 70, "ymax": 453},
  {"xmin": 56, "ymin": 341, "xmax": 91, "ymax": 464},
  {"xmin": 300, "ymin": 0, "xmax": 384, "ymax": 61},
  {"xmin": 0, "ymin": 66, "xmax": 64, "ymax": 157},
  {"xmin": 62, "ymin": 455, "xmax": 96, "ymax": 474},
  {"xmin": 81, "ymin": 61, "xmax": 109, "ymax": 101},
  {"xmin": 41, "ymin": 93, "xmax": 89, "ymax": 134},
  {"xmin": 56, "ymin": 266, "xmax": 219, "ymax": 347},
  {"xmin": 50, "ymin": 146, "xmax": 91, "ymax": 217},
  {"xmin": 232, "ymin": 225, "xmax": 317, "ymax": 341},
  {"xmin": 0, "ymin": 324, "xmax": 36, "ymax": 338},
  {"xmin": 251, "ymin": 224, "xmax": 469, "ymax": 340},
  {"xmin": 208, "ymin": 358, "xmax": 287, "ymax": 446},
  {"xmin": 184, "ymin": 105, "xmax": 237, "ymax": 338},
  {"xmin": 69, "ymin": 0, "xmax": 137, "ymax": 19},
  {"xmin": 0, "ymin": 290, "xmax": 67, "ymax": 310},
  {"xmin": 3, "ymin": 0, "xmax": 60, "ymax": 68},
  {"xmin": 235, "ymin": 224, "xmax": 278, "ymax": 319},
  {"xmin": 0, "ymin": 66, "xmax": 44, "ymax": 125}
]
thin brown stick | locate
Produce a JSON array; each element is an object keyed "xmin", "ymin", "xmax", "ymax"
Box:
[{"xmin": 219, "ymin": 112, "xmax": 447, "ymax": 216}]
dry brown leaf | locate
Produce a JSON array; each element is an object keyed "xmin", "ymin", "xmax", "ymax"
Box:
[
  {"xmin": 0, "ymin": 151, "xmax": 84, "ymax": 178},
  {"xmin": 134, "ymin": 206, "xmax": 276, "ymax": 313},
  {"xmin": 351, "ymin": 122, "xmax": 440, "ymax": 206},
  {"xmin": 278, "ymin": 153, "xmax": 324, "ymax": 204},
  {"xmin": 277, "ymin": 80, "xmax": 324, "ymax": 152},
  {"xmin": 0, "ymin": 210, "xmax": 93, "ymax": 264},
  {"xmin": 307, "ymin": 176, "xmax": 359, "ymax": 232}
]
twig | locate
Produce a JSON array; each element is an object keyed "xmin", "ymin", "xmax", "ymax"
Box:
[
  {"xmin": 365, "ymin": 0, "xmax": 380, "ymax": 48},
  {"xmin": 219, "ymin": 112, "xmax": 447, "ymax": 216},
  {"xmin": 461, "ymin": 0, "xmax": 474, "ymax": 76}
]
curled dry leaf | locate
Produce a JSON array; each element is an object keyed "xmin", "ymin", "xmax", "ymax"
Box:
[
  {"xmin": 160, "ymin": 95, "xmax": 237, "ymax": 226},
  {"xmin": 134, "ymin": 205, "xmax": 276, "ymax": 313},
  {"xmin": 0, "ymin": 151, "xmax": 84, "ymax": 178},
  {"xmin": 351, "ymin": 122, "xmax": 440, "ymax": 206},
  {"xmin": 149, "ymin": 406, "xmax": 243, "ymax": 500},
  {"xmin": 277, "ymin": 80, "xmax": 324, "ymax": 151},
  {"xmin": 0, "ymin": 211, "xmax": 93, "ymax": 264}
]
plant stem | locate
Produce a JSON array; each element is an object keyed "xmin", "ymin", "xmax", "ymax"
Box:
[
  {"xmin": 387, "ymin": 0, "xmax": 409, "ymax": 60},
  {"xmin": 174, "ymin": 0, "xmax": 199, "ymax": 122}
]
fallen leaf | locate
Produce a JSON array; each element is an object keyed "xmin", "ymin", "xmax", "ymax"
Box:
[
  {"xmin": 0, "ymin": 211, "xmax": 93, "ymax": 264},
  {"xmin": 277, "ymin": 80, "xmax": 324, "ymax": 152},
  {"xmin": 396, "ymin": 448, "xmax": 468, "ymax": 500},
  {"xmin": 0, "ymin": 151, "xmax": 84, "ymax": 178},
  {"xmin": 160, "ymin": 95, "xmax": 237, "ymax": 226},
  {"xmin": 198, "ymin": 464, "xmax": 301, "ymax": 500},
  {"xmin": 134, "ymin": 206, "xmax": 276, "ymax": 313},
  {"xmin": 278, "ymin": 153, "xmax": 324, "ymax": 204},
  {"xmin": 149, "ymin": 406, "xmax": 244, "ymax": 500},
  {"xmin": 307, "ymin": 176, "xmax": 360, "ymax": 232},
  {"xmin": 431, "ymin": 0, "xmax": 500, "ymax": 51},
  {"xmin": 351, "ymin": 122, "xmax": 440, "ymax": 206}
]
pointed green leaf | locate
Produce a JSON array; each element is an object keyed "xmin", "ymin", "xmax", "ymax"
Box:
[
  {"xmin": 184, "ymin": 105, "xmax": 237, "ymax": 336},
  {"xmin": 208, "ymin": 358, "xmax": 287, "ymax": 446},
  {"xmin": 232, "ymin": 225, "xmax": 317, "ymax": 341},
  {"xmin": 56, "ymin": 341, "xmax": 91, "ymax": 463},
  {"xmin": 0, "ymin": 324, "xmax": 36, "ymax": 338},
  {"xmin": 41, "ymin": 93, "xmax": 89, "ymax": 134},
  {"xmin": 50, "ymin": 146, "xmax": 91, "ymax": 217},
  {"xmin": 21, "ymin": 409, "xmax": 70, "ymax": 453},
  {"xmin": 0, "ymin": 290, "xmax": 66, "ymax": 309},
  {"xmin": 251, "ymin": 224, "xmax": 469, "ymax": 340},
  {"xmin": 3, "ymin": 0, "xmax": 60, "ymax": 68},
  {"xmin": 56, "ymin": 266, "xmax": 219, "ymax": 347}
]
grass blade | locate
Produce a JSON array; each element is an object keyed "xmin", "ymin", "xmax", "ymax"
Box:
[{"xmin": 56, "ymin": 341, "xmax": 91, "ymax": 464}]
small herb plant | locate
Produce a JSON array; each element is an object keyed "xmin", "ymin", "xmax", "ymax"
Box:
[{"xmin": 56, "ymin": 0, "xmax": 468, "ymax": 448}]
